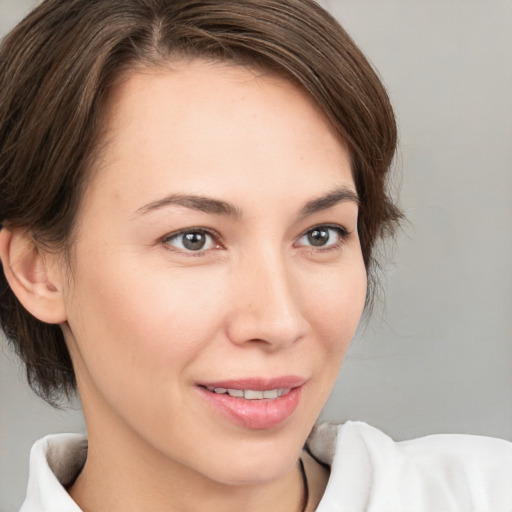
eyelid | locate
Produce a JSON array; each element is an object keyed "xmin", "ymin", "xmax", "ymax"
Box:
[
  {"xmin": 294, "ymin": 224, "xmax": 351, "ymax": 250},
  {"xmin": 162, "ymin": 227, "xmax": 223, "ymax": 254}
]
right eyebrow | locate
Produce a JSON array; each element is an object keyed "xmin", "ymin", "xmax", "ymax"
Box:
[{"xmin": 134, "ymin": 194, "xmax": 243, "ymax": 219}]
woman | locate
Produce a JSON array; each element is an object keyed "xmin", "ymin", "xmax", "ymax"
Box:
[{"xmin": 0, "ymin": 1, "xmax": 511, "ymax": 511}]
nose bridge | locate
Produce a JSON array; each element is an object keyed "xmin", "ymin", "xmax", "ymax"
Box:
[{"xmin": 227, "ymin": 244, "xmax": 307, "ymax": 348}]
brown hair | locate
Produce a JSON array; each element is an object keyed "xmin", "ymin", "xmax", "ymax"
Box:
[{"xmin": 0, "ymin": 0, "xmax": 402, "ymax": 404}]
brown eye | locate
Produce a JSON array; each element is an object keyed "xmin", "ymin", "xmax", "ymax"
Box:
[
  {"xmin": 307, "ymin": 228, "xmax": 330, "ymax": 247},
  {"xmin": 182, "ymin": 232, "xmax": 207, "ymax": 250},
  {"xmin": 296, "ymin": 225, "xmax": 348, "ymax": 249}
]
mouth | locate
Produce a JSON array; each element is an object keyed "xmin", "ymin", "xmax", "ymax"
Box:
[
  {"xmin": 203, "ymin": 386, "xmax": 292, "ymax": 400},
  {"xmin": 196, "ymin": 377, "xmax": 306, "ymax": 429}
]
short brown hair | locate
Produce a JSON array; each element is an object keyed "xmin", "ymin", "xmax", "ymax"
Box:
[{"xmin": 0, "ymin": 0, "xmax": 402, "ymax": 404}]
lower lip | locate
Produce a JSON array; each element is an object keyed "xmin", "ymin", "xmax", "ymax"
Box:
[{"xmin": 198, "ymin": 386, "xmax": 303, "ymax": 430}]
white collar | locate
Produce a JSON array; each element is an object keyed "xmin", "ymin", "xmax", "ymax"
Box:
[
  {"xmin": 19, "ymin": 425, "xmax": 340, "ymax": 512},
  {"xmin": 20, "ymin": 433, "xmax": 87, "ymax": 512}
]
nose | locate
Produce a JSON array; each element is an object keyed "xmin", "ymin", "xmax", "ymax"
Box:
[{"xmin": 225, "ymin": 250, "xmax": 308, "ymax": 350}]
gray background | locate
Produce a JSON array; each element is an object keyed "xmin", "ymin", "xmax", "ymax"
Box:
[{"xmin": 1, "ymin": 0, "xmax": 511, "ymax": 510}]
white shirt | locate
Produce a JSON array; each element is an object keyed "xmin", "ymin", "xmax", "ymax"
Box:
[{"xmin": 20, "ymin": 421, "xmax": 512, "ymax": 511}]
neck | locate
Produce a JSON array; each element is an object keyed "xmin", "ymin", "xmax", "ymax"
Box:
[{"xmin": 70, "ymin": 408, "xmax": 306, "ymax": 512}]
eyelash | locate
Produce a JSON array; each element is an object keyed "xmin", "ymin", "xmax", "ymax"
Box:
[
  {"xmin": 162, "ymin": 224, "xmax": 350, "ymax": 256},
  {"xmin": 162, "ymin": 228, "xmax": 222, "ymax": 257},
  {"xmin": 294, "ymin": 224, "xmax": 350, "ymax": 253}
]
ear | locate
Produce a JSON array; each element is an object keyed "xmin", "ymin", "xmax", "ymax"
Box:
[{"xmin": 0, "ymin": 227, "xmax": 68, "ymax": 324}]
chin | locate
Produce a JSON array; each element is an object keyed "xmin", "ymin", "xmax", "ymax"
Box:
[
  {"xmin": 211, "ymin": 454, "xmax": 300, "ymax": 487},
  {"xmin": 195, "ymin": 427, "xmax": 307, "ymax": 486}
]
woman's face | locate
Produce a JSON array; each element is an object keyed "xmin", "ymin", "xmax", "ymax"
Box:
[{"xmin": 59, "ymin": 60, "xmax": 367, "ymax": 484}]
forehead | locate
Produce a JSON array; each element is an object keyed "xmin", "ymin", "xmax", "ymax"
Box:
[{"xmin": 84, "ymin": 59, "xmax": 354, "ymax": 215}]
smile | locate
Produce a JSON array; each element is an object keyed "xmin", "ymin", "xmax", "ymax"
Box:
[
  {"xmin": 198, "ymin": 377, "xmax": 306, "ymax": 429},
  {"xmin": 205, "ymin": 387, "xmax": 292, "ymax": 399}
]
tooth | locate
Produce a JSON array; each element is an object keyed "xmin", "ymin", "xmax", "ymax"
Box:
[
  {"xmin": 244, "ymin": 390, "xmax": 264, "ymax": 400},
  {"xmin": 217, "ymin": 388, "xmax": 289, "ymax": 399}
]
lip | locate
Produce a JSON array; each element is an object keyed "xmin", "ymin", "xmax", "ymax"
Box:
[
  {"xmin": 196, "ymin": 376, "xmax": 306, "ymax": 430},
  {"xmin": 199, "ymin": 376, "xmax": 306, "ymax": 391}
]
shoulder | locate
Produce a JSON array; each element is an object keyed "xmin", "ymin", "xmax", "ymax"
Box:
[{"xmin": 310, "ymin": 422, "xmax": 512, "ymax": 512}]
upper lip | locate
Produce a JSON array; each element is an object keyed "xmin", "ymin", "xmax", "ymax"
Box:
[{"xmin": 198, "ymin": 376, "xmax": 306, "ymax": 390}]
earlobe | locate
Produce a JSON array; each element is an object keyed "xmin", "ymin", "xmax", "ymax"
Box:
[{"xmin": 0, "ymin": 227, "xmax": 67, "ymax": 324}]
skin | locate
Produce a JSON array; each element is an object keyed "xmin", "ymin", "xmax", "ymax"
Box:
[{"xmin": 2, "ymin": 60, "xmax": 367, "ymax": 511}]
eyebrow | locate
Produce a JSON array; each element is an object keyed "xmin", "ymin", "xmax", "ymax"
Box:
[
  {"xmin": 135, "ymin": 194, "xmax": 243, "ymax": 218},
  {"xmin": 298, "ymin": 186, "xmax": 360, "ymax": 218},
  {"xmin": 134, "ymin": 186, "xmax": 359, "ymax": 219}
]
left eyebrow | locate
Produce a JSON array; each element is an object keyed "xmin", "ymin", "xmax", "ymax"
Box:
[{"xmin": 299, "ymin": 186, "xmax": 359, "ymax": 218}]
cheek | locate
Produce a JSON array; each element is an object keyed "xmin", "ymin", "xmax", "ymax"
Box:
[
  {"xmin": 305, "ymin": 261, "xmax": 367, "ymax": 340},
  {"xmin": 300, "ymin": 259, "xmax": 367, "ymax": 383},
  {"xmin": 64, "ymin": 257, "xmax": 226, "ymax": 407}
]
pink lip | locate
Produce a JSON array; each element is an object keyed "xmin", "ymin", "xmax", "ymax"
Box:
[
  {"xmin": 196, "ymin": 376, "xmax": 306, "ymax": 430},
  {"xmin": 199, "ymin": 376, "xmax": 306, "ymax": 391}
]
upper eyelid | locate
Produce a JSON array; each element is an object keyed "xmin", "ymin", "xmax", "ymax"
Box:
[
  {"xmin": 163, "ymin": 227, "xmax": 220, "ymax": 242},
  {"xmin": 296, "ymin": 224, "xmax": 349, "ymax": 243},
  {"xmin": 162, "ymin": 222, "xmax": 348, "ymax": 236},
  {"xmin": 299, "ymin": 223, "xmax": 350, "ymax": 237}
]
